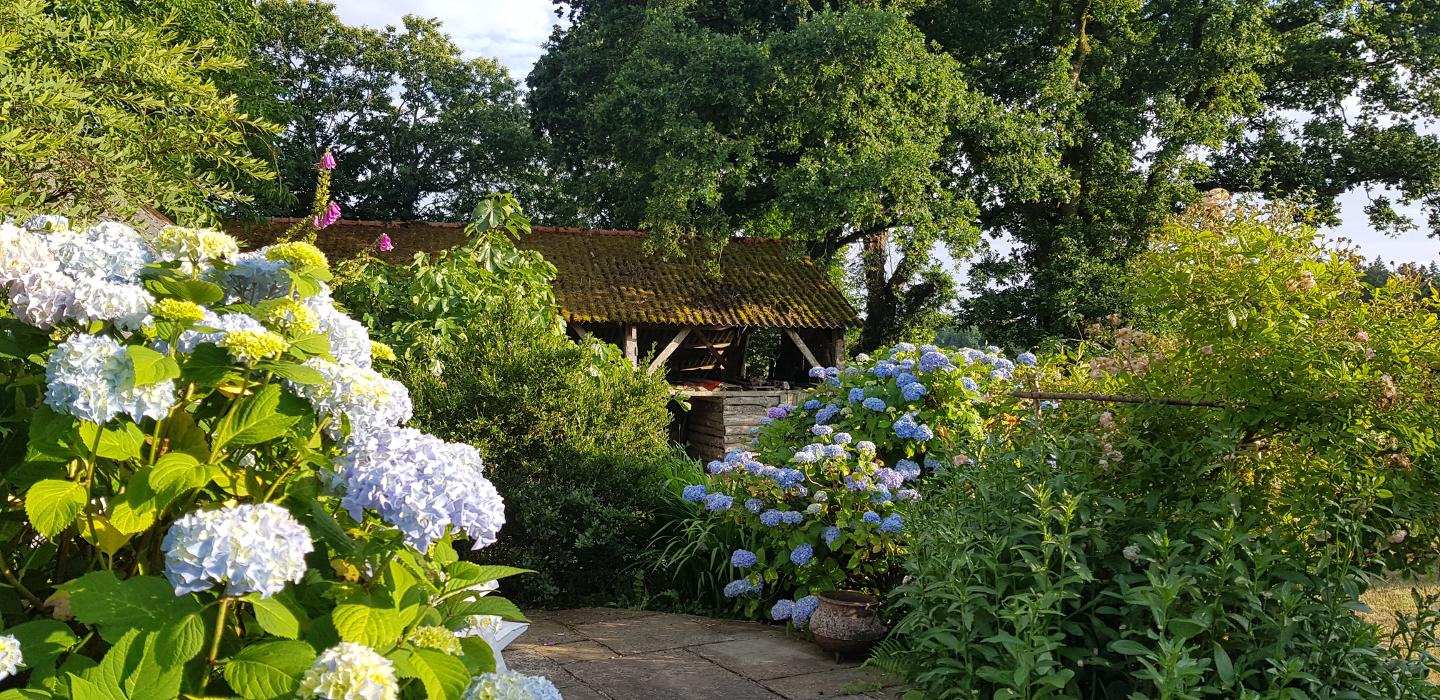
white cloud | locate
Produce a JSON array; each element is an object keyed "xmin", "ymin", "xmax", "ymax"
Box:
[{"xmin": 330, "ymin": 0, "xmax": 562, "ymax": 78}]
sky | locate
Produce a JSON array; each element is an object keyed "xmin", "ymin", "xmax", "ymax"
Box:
[{"xmin": 329, "ymin": 0, "xmax": 1439, "ymax": 266}]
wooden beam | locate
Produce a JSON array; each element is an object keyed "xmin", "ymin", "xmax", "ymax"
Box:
[
  {"xmin": 571, "ymin": 324, "xmax": 591, "ymax": 339},
  {"xmin": 647, "ymin": 328, "xmax": 692, "ymax": 372},
  {"xmin": 783, "ymin": 328, "xmax": 822, "ymax": 369},
  {"xmin": 623, "ymin": 325, "xmax": 638, "ymax": 367},
  {"xmin": 830, "ymin": 331, "xmax": 846, "ymax": 368}
]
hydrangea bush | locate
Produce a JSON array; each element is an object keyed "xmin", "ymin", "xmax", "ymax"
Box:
[
  {"xmin": 672, "ymin": 343, "xmax": 1034, "ymax": 620},
  {"xmin": 0, "ymin": 216, "xmax": 556, "ymax": 699}
]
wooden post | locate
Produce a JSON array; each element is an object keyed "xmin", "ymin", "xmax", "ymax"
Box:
[
  {"xmin": 830, "ymin": 330, "xmax": 846, "ymax": 368},
  {"xmin": 571, "ymin": 324, "xmax": 591, "ymax": 340},
  {"xmin": 783, "ymin": 328, "xmax": 822, "ymax": 369},
  {"xmin": 648, "ymin": 327, "xmax": 692, "ymax": 373},
  {"xmin": 623, "ymin": 325, "xmax": 638, "ymax": 367}
]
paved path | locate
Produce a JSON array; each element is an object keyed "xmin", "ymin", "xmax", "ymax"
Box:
[{"xmin": 507, "ymin": 608, "xmax": 904, "ymax": 700}]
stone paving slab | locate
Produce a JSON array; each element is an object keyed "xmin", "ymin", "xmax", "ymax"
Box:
[{"xmin": 507, "ymin": 608, "xmax": 904, "ymax": 700}]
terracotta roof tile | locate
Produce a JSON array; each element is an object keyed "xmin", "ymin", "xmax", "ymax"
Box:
[{"xmin": 228, "ymin": 218, "xmax": 859, "ymax": 329}]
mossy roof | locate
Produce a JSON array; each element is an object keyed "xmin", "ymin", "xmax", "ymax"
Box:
[{"xmin": 230, "ymin": 218, "xmax": 860, "ymax": 330}]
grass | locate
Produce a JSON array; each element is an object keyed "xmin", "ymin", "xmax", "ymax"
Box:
[{"xmin": 1360, "ymin": 577, "xmax": 1440, "ymax": 630}]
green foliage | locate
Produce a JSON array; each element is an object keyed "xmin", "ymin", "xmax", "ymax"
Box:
[
  {"xmin": 248, "ymin": 1, "xmax": 544, "ymax": 221},
  {"xmin": 332, "ymin": 195, "xmax": 684, "ymax": 606},
  {"xmin": 876, "ymin": 203, "xmax": 1440, "ymax": 698},
  {"xmin": 0, "ymin": 1, "xmax": 278, "ymax": 224}
]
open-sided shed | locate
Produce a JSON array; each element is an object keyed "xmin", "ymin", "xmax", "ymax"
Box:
[{"xmin": 231, "ymin": 218, "xmax": 860, "ymax": 457}]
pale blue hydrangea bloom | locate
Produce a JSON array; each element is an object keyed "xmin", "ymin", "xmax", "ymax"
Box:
[
  {"xmin": 880, "ymin": 514, "xmax": 905, "ymax": 533},
  {"xmin": 731, "ymin": 549, "xmax": 757, "ymax": 568},
  {"xmin": 803, "ymin": 399, "xmax": 821, "ymax": 410},
  {"xmin": 862, "ymin": 511, "xmax": 882, "ymax": 525},
  {"xmin": 902, "ymin": 382, "xmax": 928, "ymax": 401},
  {"xmin": 874, "ymin": 468, "xmax": 904, "ymax": 490},
  {"xmin": 791, "ymin": 448, "xmax": 819, "ymax": 464},
  {"xmin": 298, "ymin": 642, "xmax": 399, "ymax": 700},
  {"xmin": 1017, "ymin": 352, "xmax": 1038, "ymax": 367},
  {"xmin": 811, "ymin": 425, "xmax": 833, "ymax": 436},
  {"xmin": 793, "ymin": 595, "xmax": 820, "ymax": 623},
  {"xmin": 305, "ymin": 294, "xmax": 375, "ymax": 368},
  {"xmin": 822, "ymin": 526, "xmax": 842, "ymax": 546},
  {"xmin": 781, "ymin": 511, "xmax": 804, "ymax": 525},
  {"xmin": 814, "ymin": 404, "xmax": 841, "ymax": 424},
  {"xmin": 833, "ymin": 432, "xmax": 853, "ymax": 445},
  {"xmin": 216, "ymin": 251, "xmax": 292, "ymax": 305},
  {"xmin": 771, "ymin": 599, "xmax": 795, "ymax": 621},
  {"xmin": 759, "ymin": 510, "xmax": 784, "ymax": 527},
  {"xmin": 861, "ymin": 397, "xmax": 887, "ymax": 413},
  {"xmin": 461, "ymin": 671, "xmax": 563, "ymax": 700},
  {"xmin": 918, "ymin": 351, "xmax": 953, "ymax": 373},
  {"xmin": 176, "ymin": 310, "xmax": 266, "ymax": 354},
  {"xmin": 0, "ymin": 634, "xmax": 20, "ymax": 682},
  {"xmin": 961, "ymin": 377, "xmax": 979, "ymax": 392},
  {"xmin": 290, "ymin": 358, "xmax": 412, "ymax": 438},
  {"xmin": 856, "ymin": 441, "xmax": 876, "ymax": 454},
  {"xmin": 767, "ymin": 403, "xmax": 794, "ymax": 420},
  {"xmin": 990, "ymin": 368, "xmax": 1012, "ymax": 381},
  {"xmin": 682, "ymin": 485, "xmax": 707, "ymax": 502},
  {"xmin": 790, "ymin": 543, "xmax": 814, "ymax": 566},
  {"xmin": 332, "ymin": 427, "xmax": 505, "ymax": 551},
  {"xmin": 805, "ymin": 503, "xmax": 823, "ymax": 515},
  {"xmin": 891, "ymin": 342, "xmax": 916, "ymax": 355},
  {"xmin": 808, "ymin": 367, "xmax": 826, "ymax": 379},
  {"xmin": 162, "ymin": 503, "xmax": 312, "ymax": 598},
  {"xmin": 745, "ymin": 498, "xmax": 765, "ymax": 513},
  {"xmin": 821, "ymin": 444, "xmax": 846, "ymax": 458},
  {"xmin": 705, "ymin": 493, "xmax": 733, "ymax": 511},
  {"xmin": 51, "ymin": 223, "xmax": 151, "ymax": 282},
  {"xmin": 723, "ymin": 578, "xmax": 763, "ymax": 597},
  {"xmin": 897, "ymin": 489, "xmax": 921, "ymax": 501},
  {"xmin": 46, "ymin": 333, "xmax": 176, "ymax": 424},
  {"xmin": 895, "ymin": 459, "xmax": 922, "ymax": 480},
  {"xmin": 895, "ymin": 372, "xmax": 919, "ymax": 387},
  {"xmin": 847, "ymin": 388, "xmax": 866, "ymax": 403}
]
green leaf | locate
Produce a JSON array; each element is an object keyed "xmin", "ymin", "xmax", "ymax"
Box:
[
  {"xmin": 143, "ymin": 275, "xmax": 225, "ymax": 305},
  {"xmin": 246, "ymin": 592, "xmax": 306, "ymax": 640},
  {"xmin": 148, "ymin": 452, "xmax": 213, "ymax": 495},
  {"xmin": 332, "ymin": 603, "xmax": 403, "ymax": 650},
  {"xmin": 1213, "ymin": 645, "xmax": 1234, "ymax": 686},
  {"xmin": 25, "ymin": 479, "xmax": 86, "ymax": 538},
  {"xmin": 443, "ymin": 563, "xmax": 533, "ymax": 591},
  {"xmin": 457, "ymin": 636, "xmax": 496, "ymax": 675},
  {"xmin": 154, "ymin": 613, "xmax": 207, "ymax": 666},
  {"xmin": 77, "ymin": 421, "xmax": 145, "ymax": 462},
  {"xmin": 125, "ymin": 346, "xmax": 180, "ymax": 387},
  {"xmin": 66, "ymin": 675, "xmax": 127, "ymax": 700},
  {"xmin": 224, "ymin": 641, "xmax": 317, "ymax": 700},
  {"xmin": 5, "ymin": 619, "xmax": 78, "ymax": 683},
  {"xmin": 60, "ymin": 572, "xmax": 203, "ymax": 643},
  {"xmin": 407, "ymin": 648, "xmax": 472, "ymax": 700},
  {"xmin": 1107, "ymin": 639, "xmax": 1152, "ymax": 657},
  {"xmin": 448, "ymin": 595, "xmax": 527, "ymax": 623},
  {"xmin": 181, "ymin": 343, "xmax": 237, "ymax": 384},
  {"xmin": 256, "ymin": 360, "xmax": 325, "ymax": 385},
  {"xmin": 212, "ymin": 384, "xmax": 299, "ymax": 453},
  {"xmin": 287, "ymin": 333, "xmax": 332, "ymax": 358},
  {"xmin": 26, "ymin": 406, "xmax": 79, "ymax": 460}
]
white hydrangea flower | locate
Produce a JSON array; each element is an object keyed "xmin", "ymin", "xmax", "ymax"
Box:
[
  {"xmin": 21, "ymin": 214, "xmax": 68, "ymax": 231},
  {"xmin": 0, "ymin": 634, "xmax": 21, "ymax": 681},
  {"xmin": 68, "ymin": 278, "xmax": 154, "ymax": 331},
  {"xmin": 147, "ymin": 225, "xmax": 240, "ymax": 267},
  {"xmin": 175, "ymin": 311, "xmax": 266, "ymax": 354},
  {"xmin": 461, "ymin": 671, "xmax": 563, "ymax": 700},
  {"xmin": 215, "ymin": 251, "xmax": 292, "ymax": 305},
  {"xmin": 1, "ymin": 221, "xmax": 155, "ymax": 329},
  {"xmin": 305, "ymin": 293, "xmax": 373, "ymax": 368},
  {"xmin": 455, "ymin": 614, "xmax": 506, "ymax": 639},
  {"xmin": 51, "ymin": 222, "xmax": 151, "ymax": 282},
  {"xmin": 45, "ymin": 333, "xmax": 176, "ymax": 424},
  {"xmin": 161, "ymin": 503, "xmax": 313, "ymax": 598},
  {"xmin": 291, "ymin": 359, "xmax": 411, "ymax": 437},
  {"xmin": 299, "ymin": 642, "xmax": 399, "ymax": 700},
  {"xmin": 331, "ymin": 427, "xmax": 504, "ymax": 552}
]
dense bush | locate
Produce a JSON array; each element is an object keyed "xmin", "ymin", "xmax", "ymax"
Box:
[
  {"xmin": 332, "ymin": 196, "xmax": 681, "ymax": 606},
  {"xmin": 876, "ymin": 203, "xmax": 1440, "ymax": 698},
  {"xmin": 0, "ymin": 217, "xmax": 556, "ymax": 699},
  {"xmin": 666, "ymin": 343, "xmax": 1037, "ymax": 621}
]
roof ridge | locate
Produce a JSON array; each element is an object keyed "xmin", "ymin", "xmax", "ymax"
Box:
[{"xmin": 266, "ymin": 216, "xmax": 465, "ymax": 229}]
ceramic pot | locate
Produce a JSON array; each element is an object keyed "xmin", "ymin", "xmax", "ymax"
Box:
[{"xmin": 810, "ymin": 590, "xmax": 887, "ymax": 658}]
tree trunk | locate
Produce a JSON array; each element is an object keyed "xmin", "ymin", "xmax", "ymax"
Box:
[{"xmin": 859, "ymin": 229, "xmax": 896, "ymax": 352}]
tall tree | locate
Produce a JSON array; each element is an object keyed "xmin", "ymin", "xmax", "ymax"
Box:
[
  {"xmin": 916, "ymin": 0, "xmax": 1440, "ymax": 344},
  {"xmin": 530, "ymin": 0, "xmax": 1059, "ymax": 348},
  {"xmin": 250, "ymin": 1, "xmax": 543, "ymax": 221},
  {"xmin": 0, "ymin": 0, "xmax": 278, "ymax": 223}
]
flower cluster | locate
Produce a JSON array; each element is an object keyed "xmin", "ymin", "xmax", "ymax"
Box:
[
  {"xmin": 0, "ymin": 220, "xmax": 155, "ymax": 330},
  {"xmin": 161, "ymin": 503, "xmax": 313, "ymax": 598},
  {"xmin": 148, "ymin": 225, "xmax": 239, "ymax": 267},
  {"xmin": 461, "ymin": 671, "xmax": 564, "ymax": 700},
  {"xmin": 291, "ymin": 358, "xmax": 412, "ymax": 437},
  {"xmin": 45, "ymin": 333, "xmax": 177, "ymax": 424},
  {"xmin": 298, "ymin": 642, "xmax": 399, "ymax": 700},
  {"xmin": 407, "ymin": 625, "xmax": 462, "ymax": 654},
  {"xmin": 0, "ymin": 634, "xmax": 20, "ymax": 681},
  {"xmin": 331, "ymin": 427, "xmax": 505, "ymax": 551}
]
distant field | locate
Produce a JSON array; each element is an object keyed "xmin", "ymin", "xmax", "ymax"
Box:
[{"xmin": 1361, "ymin": 577, "xmax": 1440, "ymax": 682}]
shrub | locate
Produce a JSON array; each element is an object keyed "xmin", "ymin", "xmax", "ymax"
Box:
[
  {"xmin": 875, "ymin": 203, "xmax": 1440, "ymax": 698},
  {"xmin": 331, "ymin": 197, "xmax": 680, "ymax": 606},
  {"xmin": 0, "ymin": 216, "xmax": 554, "ymax": 699},
  {"xmin": 667, "ymin": 343, "xmax": 1037, "ymax": 620}
]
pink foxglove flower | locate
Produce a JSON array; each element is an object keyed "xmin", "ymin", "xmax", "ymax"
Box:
[
  {"xmin": 314, "ymin": 201, "xmax": 341, "ymax": 229},
  {"xmin": 377, "ymin": 234, "xmax": 394, "ymax": 252},
  {"xmin": 320, "ymin": 151, "xmax": 336, "ymax": 170}
]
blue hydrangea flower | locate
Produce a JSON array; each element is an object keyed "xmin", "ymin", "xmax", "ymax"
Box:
[
  {"xmin": 832, "ymin": 432, "xmax": 853, "ymax": 445},
  {"xmin": 918, "ymin": 351, "xmax": 953, "ymax": 373},
  {"xmin": 332, "ymin": 427, "xmax": 505, "ymax": 551},
  {"xmin": 871, "ymin": 486, "xmax": 893, "ymax": 503},
  {"xmin": 808, "ymin": 367, "xmax": 826, "ymax": 379},
  {"xmin": 914, "ymin": 425, "xmax": 935, "ymax": 441},
  {"xmin": 771, "ymin": 599, "xmax": 795, "ymax": 621},
  {"xmin": 874, "ymin": 468, "xmax": 904, "ymax": 490},
  {"xmin": 162, "ymin": 503, "xmax": 312, "ymax": 598},
  {"xmin": 1017, "ymin": 352, "xmax": 1038, "ymax": 367},
  {"xmin": 856, "ymin": 441, "xmax": 876, "ymax": 454},
  {"xmin": 990, "ymin": 368, "xmax": 1011, "ymax": 381},
  {"xmin": 961, "ymin": 377, "xmax": 979, "ymax": 392},
  {"xmin": 705, "ymin": 493, "xmax": 733, "ymax": 511},
  {"xmin": 902, "ymin": 382, "xmax": 929, "ymax": 401},
  {"xmin": 290, "ymin": 358, "xmax": 412, "ymax": 439},
  {"xmin": 767, "ymin": 404, "xmax": 794, "ymax": 420},
  {"xmin": 847, "ymin": 388, "xmax": 866, "ymax": 403},
  {"xmin": 862, "ymin": 397, "xmax": 887, "ymax": 412},
  {"xmin": 792, "ymin": 448, "xmax": 819, "ymax": 464},
  {"xmin": 897, "ymin": 489, "xmax": 921, "ymax": 501},
  {"xmin": 862, "ymin": 511, "xmax": 882, "ymax": 525},
  {"xmin": 745, "ymin": 498, "xmax": 765, "ymax": 513},
  {"xmin": 822, "ymin": 526, "xmax": 842, "ymax": 546},
  {"xmin": 723, "ymin": 579, "xmax": 751, "ymax": 598},
  {"xmin": 790, "ymin": 543, "xmax": 814, "ymax": 566},
  {"xmin": 896, "ymin": 459, "xmax": 922, "ymax": 480},
  {"xmin": 803, "ymin": 399, "xmax": 821, "ymax": 410},
  {"xmin": 781, "ymin": 511, "xmax": 805, "ymax": 525},
  {"xmin": 822, "ymin": 444, "xmax": 846, "ymax": 458},
  {"xmin": 845, "ymin": 474, "xmax": 870, "ymax": 491},
  {"xmin": 793, "ymin": 595, "xmax": 820, "ymax": 623},
  {"xmin": 895, "ymin": 372, "xmax": 919, "ymax": 387},
  {"xmin": 880, "ymin": 513, "xmax": 905, "ymax": 534},
  {"xmin": 731, "ymin": 549, "xmax": 758, "ymax": 568},
  {"xmin": 460, "ymin": 671, "xmax": 562, "ymax": 700},
  {"xmin": 891, "ymin": 342, "xmax": 916, "ymax": 355},
  {"xmin": 814, "ymin": 404, "xmax": 841, "ymax": 424},
  {"xmin": 811, "ymin": 424, "xmax": 834, "ymax": 437},
  {"xmin": 869, "ymin": 360, "xmax": 898, "ymax": 378},
  {"xmin": 682, "ymin": 485, "xmax": 708, "ymax": 502},
  {"xmin": 45, "ymin": 333, "xmax": 177, "ymax": 424},
  {"xmin": 760, "ymin": 510, "xmax": 784, "ymax": 527}
]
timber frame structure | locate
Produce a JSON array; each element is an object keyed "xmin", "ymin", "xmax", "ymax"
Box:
[{"xmin": 230, "ymin": 218, "xmax": 861, "ymax": 458}]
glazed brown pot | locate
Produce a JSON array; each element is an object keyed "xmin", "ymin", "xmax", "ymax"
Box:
[{"xmin": 810, "ymin": 590, "xmax": 887, "ymax": 658}]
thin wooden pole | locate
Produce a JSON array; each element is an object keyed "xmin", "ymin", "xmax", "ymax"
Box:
[
  {"xmin": 783, "ymin": 328, "xmax": 822, "ymax": 369},
  {"xmin": 648, "ymin": 327, "xmax": 692, "ymax": 373}
]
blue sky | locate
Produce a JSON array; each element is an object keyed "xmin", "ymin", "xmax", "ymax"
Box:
[{"xmin": 331, "ymin": 0, "xmax": 1439, "ymax": 266}]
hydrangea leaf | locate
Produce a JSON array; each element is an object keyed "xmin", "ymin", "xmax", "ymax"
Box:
[
  {"xmin": 212, "ymin": 385, "xmax": 300, "ymax": 453},
  {"xmin": 245, "ymin": 591, "xmax": 306, "ymax": 640},
  {"xmin": 179, "ymin": 343, "xmax": 237, "ymax": 385},
  {"xmin": 447, "ymin": 595, "xmax": 527, "ymax": 623},
  {"xmin": 153, "ymin": 613, "xmax": 206, "ymax": 666},
  {"xmin": 124, "ymin": 346, "xmax": 181, "ymax": 388},
  {"xmin": 223, "ymin": 640, "xmax": 316, "ymax": 700},
  {"xmin": 59, "ymin": 572, "xmax": 202, "ymax": 643},
  {"xmin": 78, "ymin": 515, "xmax": 131, "ymax": 556},
  {"xmin": 25, "ymin": 406, "xmax": 81, "ymax": 460},
  {"xmin": 400, "ymin": 648, "xmax": 471, "ymax": 700},
  {"xmin": 457, "ymin": 636, "xmax": 496, "ymax": 675},
  {"xmin": 65, "ymin": 674, "xmax": 127, "ymax": 700},
  {"xmin": 142, "ymin": 276, "xmax": 225, "ymax": 306},
  {"xmin": 77, "ymin": 421, "xmax": 145, "ymax": 462},
  {"xmin": 285, "ymin": 333, "xmax": 332, "ymax": 358},
  {"xmin": 441, "ymin": 563, "xmax": 533, "ymax": 593},
  {"xmin": 24, "ymin": 479, "xmax": 86, "ymax": 538},
  {"xmin": 254, "ymin": 360, "xmax": 325, "ymax": 385},
  {"xmin": 4, "ymin": 619, "xmax": 79, "ymax": 685},
  {"xmin": 331, "ymin": 602, "xmax": 403, "ymax": 651}
]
